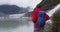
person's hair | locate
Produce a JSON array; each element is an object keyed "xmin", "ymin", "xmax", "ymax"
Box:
[{"xmin": 36, "ymin": 3, "xmax": 42, "ymax": 8}]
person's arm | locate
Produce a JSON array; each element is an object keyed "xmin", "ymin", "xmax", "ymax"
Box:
[
  {"xmin": 32, "ymin": 8, "xmax": 42, "ymax": 23},
  {"xmin": 32, "ymin": 11, "xmax": 38, "ymax": 23},
  {"xmin": 46, "ymin": 14, "xmax": 50, "ymax": 21}
]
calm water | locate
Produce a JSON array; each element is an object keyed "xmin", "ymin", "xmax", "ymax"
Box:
[{"xmin": 0, "ymin": 17, "xmax": 34, "ymax": 32}]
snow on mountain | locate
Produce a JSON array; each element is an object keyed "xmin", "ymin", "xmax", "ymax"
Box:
[
  {"xmin": 9, "ymin": 13, "xmax": 25, "ymax": 18},
  {"xmin": 46, "ymin": 4, "xmax": 60, "ymax": 24},
  {"xmin": 47, "ymin": 4, "xmax": 60, "ymax": 17}
]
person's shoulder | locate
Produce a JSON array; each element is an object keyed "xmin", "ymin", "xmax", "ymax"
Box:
[{"xmin": 39, "ymin": 11, "xmax": 45, "ymax": 13}]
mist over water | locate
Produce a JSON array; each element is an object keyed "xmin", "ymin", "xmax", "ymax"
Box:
[
  {"xmin": 0, "ymin": 0, "xmax": 60, "ymax": 32},
  {"xmin": 0, "ymin": 0, "xmax": 41, "ymax": 31},
  {"xmin": 0, "ymin": 17, "xmax": 34, "ymax": 32}
]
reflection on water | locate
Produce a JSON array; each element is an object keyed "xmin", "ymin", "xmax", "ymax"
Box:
[{"xmin": 0, "ymin": 17, "xmax": 34, "ymax": 32}]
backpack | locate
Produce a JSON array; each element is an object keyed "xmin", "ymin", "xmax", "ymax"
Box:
[{"xmin": 35, "ymin": 11, "xmax": 46, "ymax": 26}]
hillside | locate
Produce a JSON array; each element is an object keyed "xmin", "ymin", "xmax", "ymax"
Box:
[{"xmin": 23, "ymin": 0, "xmax": 60, "ymax": 17}]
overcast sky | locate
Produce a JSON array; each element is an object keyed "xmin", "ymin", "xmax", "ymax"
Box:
[
  {"xmin": 0, "ymin": 0, "xmax": 42, "ymax": 8},
  {"xmin": 0, "ymin": 0, "xmax": 60, "ymax": 17}
]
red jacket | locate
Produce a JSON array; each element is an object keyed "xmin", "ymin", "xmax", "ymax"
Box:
[{"xmin": 32, "ymin": 8, "xmax": 50, "ymax": 28}]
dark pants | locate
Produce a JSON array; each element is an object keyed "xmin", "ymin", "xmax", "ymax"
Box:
[{"xmin": 34, "ymin": 28, "xmax": 44, "ymax": 32}]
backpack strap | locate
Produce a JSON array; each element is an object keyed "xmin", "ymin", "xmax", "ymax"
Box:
[{"xmin": 35, "ymin": 11, "xmax": 46, "ymax": 26}]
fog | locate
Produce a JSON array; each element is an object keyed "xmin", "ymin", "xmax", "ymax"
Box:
[
  {"xmin": 0, "ymin": 0, "xmax": 60, "ymax": 32},
  {"xmin": 0, "ymin": 17, "xmax": 34, "ymax": 32},
  {"xmin": 0, "ymin": 0, "xmax": 42, "ymax": 32},
  {"xmin": 0, "ymin": 0, "xmax": 42, "ymax": 8}
]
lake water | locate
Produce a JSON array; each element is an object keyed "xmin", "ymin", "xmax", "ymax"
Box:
[{"xmin": 0, "ymin": 17, "xmax": 34, "ymax": 32}]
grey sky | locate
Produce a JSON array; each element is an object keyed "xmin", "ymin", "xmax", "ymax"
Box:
[{"xmin": 0, "ymin": 0, "xmax": 42, "ymax": 8}]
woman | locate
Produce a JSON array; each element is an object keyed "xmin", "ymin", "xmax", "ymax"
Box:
[{"xmin": 32, "ymin": 2, "xmax": 50, "ymax": 32}]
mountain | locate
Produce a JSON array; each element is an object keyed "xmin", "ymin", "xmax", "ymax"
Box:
[
  {"xmin": 23, "ymin": 0, "xmax": 60, "ymax": 17},
  {"xmin": 51, "ymin": 9, "xmax": 60, "ymax": 32},
  {"xmin": 0, "ymin": 5, "xmax": 29, "ymax": 16},
  {"xmin": 23, "ymin": 12, "xmax": 32, "ymax": 17},
  {"xmin": 36, "ymin": 0, "xmax": 60, "ymax": 11}
]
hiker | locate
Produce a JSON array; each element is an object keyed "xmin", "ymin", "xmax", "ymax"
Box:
[{"xmin": 32, "ymin": 3, "xmax": 50, "ymax": 32}]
